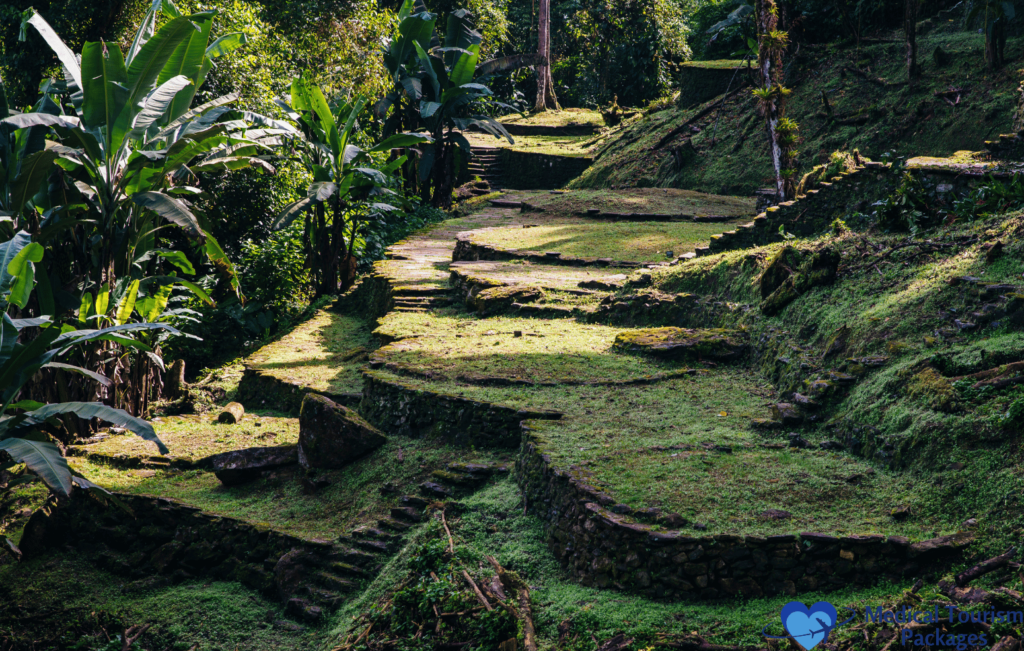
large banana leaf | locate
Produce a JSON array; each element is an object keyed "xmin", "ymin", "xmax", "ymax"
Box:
[
  {"xmin": 130, "ymin": 75, "xmax": 193, "ymax": 138},
  {"xmin": 80, "ymin": 42, "xmax": 129, "ymax": 142},
  {"xmin": 9, "ymin": 149, "xmax": 57, "ymax": 216},
  {"xmin": 0, "ymin": 438, "xmax": 73, "ymax": 495},
  {"xmin": 0, "ymin": 231, "xmax": 33, "ymax": 295},
  {"xmin": 133, "ymin": 191, "xmax": 203, "ymax": 237},
  {"xmin": 159, "ymin": 16, "xmax": 212, "ymax": 122},
  {"xmin": 5, "ymin": 242, "xmax": 43, "ymax": 309},
  {"xmin": 125, "ymin": 16, "xmax": 204, "ymax": 110},
  {"xmin": 23, "ymin": 402, "xmax": 167, "ymax": 454},
  {"xmin": 19, "ymin": 10, "xmax": 82, "ymax": 91},
  {"xmin": 474, "ymin": 53, "xmax": 546, "ymax": 79}
]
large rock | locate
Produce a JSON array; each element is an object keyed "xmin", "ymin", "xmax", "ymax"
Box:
[
  {"xmin": 613, "ymin": 327, "xmax": 747, "ymax": 361},
  {"xmin": 207, "ymin": 446, "xmax": 298, "ymax": 486},
  {"xmin": 298, "ymin": 394, "xmax": 386, "ymax": 469}
]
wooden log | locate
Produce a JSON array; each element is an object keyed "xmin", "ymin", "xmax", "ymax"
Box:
[
  {"xmin": 956, "ymin": 547, "xmax": 1016, "ymax": 586},
  {"xmin": 217, "ymin": 402, "xmax": 245, "ymax": 424}
]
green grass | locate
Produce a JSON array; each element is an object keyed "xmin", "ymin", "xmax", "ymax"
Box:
[
  {"xmin": 70, "ymin": 410, "xmax": 299, "ymax": 464},
  {"xmin": 0, "ymin": 552, "xmax": 316, "ymax": 651},
  {"xmin": 680, "ymin": 59, "xmax": 749, "ymax": 69},
  {"xmin": 244, "ymin": 310, "xmax": 374, "ymax": 395},
  {"xmin": 450, "ymin": 260, "xmax": 632, "ymax": 291},
  {"xmin": 468, "ymin": 132, "xmax": 599, "ymax": 157},
  {"xmin": 595, "ymin": 447, "xmax": 929, "ymax": 537},
  {"xmin": 375, "ymin": 314, "xmax": 692, "ymax": 383},
  {"xmin": 468, "ymin": 220, "xmax": 746, "ymax": 261},
  {"xmin": 503, "ymin": 188, "xmax": 756, "ymax": 216},
  {"xmin": 70, "ymin": 437, "xmax": 509, "ymax": 541},
  {"xmin": 498, "ymin": 108, "xmax": 604, "ymax": 128},
  {"xmin": 362, "ymin": 478, "xmax": 922, "ymax": 648},
  {"xmin": 572, "ymin": 32, "xmax": 1022, "ymax": 194}
]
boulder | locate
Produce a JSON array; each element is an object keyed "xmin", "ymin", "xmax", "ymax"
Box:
[
  {"xmin": 298, "ymin": 394, "xmax": 386, "ymax": 469},
  {"xmin": 207, "ymin": 446, "xmax": 299, "ymax": 486},
  {"xmin": 613, "ymin": 327, "xmax": 747, "ymax": 361},
  {"xmin": 471, "ymin": 285, "xmax": 543, "ymax": 313},
  {"xmin": 772, "ymin": 403, "xmax": 803, "ymax": 425}
]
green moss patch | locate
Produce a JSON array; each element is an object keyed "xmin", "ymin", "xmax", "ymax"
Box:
[
  {"xmin": 573, "ymin": 32, "xmax": 1021, "ymax": 194},
  {"xmin": 374, "ymin": 317, "xmax": 693, "ymax": 384},
  {"xmin": 469, "ymin": 220, "xmax": 746, "ymax": 262},
  {"xmin": 613, "ymin": 327, "xmax": 748, "ymax": 361},
  {"xmin": 499, "ymin": 108, "xmax": 604, "ymax": 128},
  {"xmin": 468, "ymin": 132, "xmax": 599, "ymax": 157},
  {"xmin": 594, "ymin": 447, "xmax": 929, "ymax": 537},
  {"xmin": 68, "ymin": 411, "xmax": 299, "ymax": 465},
  {"xmin": 502, "ymin": 188, "xmax": 756, "ymax": 217},
  {"xmin": 451, "ymin": 260, "xmax": 630, "ymax": 291},
  {"xmin": 244, "ymin": 311, "xmax": 374, "ymax": 396},
  {"xmin": 0, "ymin": 553, "xmax": 315, "ymax": 651},
  {"xmin": 70, "ymin": 437, "xmax": 507, "ymax": 541}
]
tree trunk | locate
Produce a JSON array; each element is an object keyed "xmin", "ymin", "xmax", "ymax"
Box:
[
  {"xmin": 905, "ymin": 0, "xmax": 919, "ymax": 79},
  {"xmin": 756, "ymin": 0, "xmax": 785, "ymax": 202},
  {"xmin": 533, "ymin": 0, "xmax": 558, "ymax": 111}
]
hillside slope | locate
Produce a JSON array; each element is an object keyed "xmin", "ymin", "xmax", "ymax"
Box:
[{"xmin": 572, "ymin": 32, "xmax": 1022, "ymax": 195}]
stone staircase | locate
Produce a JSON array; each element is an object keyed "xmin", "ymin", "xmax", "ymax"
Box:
[
  {"xmin": 469, "ymin": 146, "xmax": 504, "ymax": 190},
  {"xmin": 390, "ymin": 286, "xmax": 453, "ymax": 313}
]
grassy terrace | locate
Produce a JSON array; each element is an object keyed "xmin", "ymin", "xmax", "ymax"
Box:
[
  {"xmin": 364, "ymin": 367, "xmax": 936, "ymax": 537},
  {"xmin": 504, "ymin": 188, "xmax": 756, "ymax": 216},
  {"xmin": 450, "ymin": 260, "xmax": 632, "ymax": 291},
  {"xmin": 70, "ymin": 411, "xmax": 299, "ymax": 464},
  {"xmin": 467, "ymin": 220, "xmax": 745, "ymax": 261},
  {"xmin": 468, "ymin": 132, "xmax": 600, "ymax": 157},
  {"xmin": 243, "ymin": 311, "xmax": 374, "ymax": 395},
  {"xmin": 70, "ymin": 434, "xmax": 507, "ymax": 541},
  {"xmin": 498, "ymin": 108, "xmax": 604, "ymax": 128},
  {"xmin": 374, "ymin": 313, "xmax": 690, "ymax": 383}
]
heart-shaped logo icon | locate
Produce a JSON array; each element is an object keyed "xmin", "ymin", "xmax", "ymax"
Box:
[{"xmin": 780, "ymin": 602, "xmax": 838, "ymax": 651}]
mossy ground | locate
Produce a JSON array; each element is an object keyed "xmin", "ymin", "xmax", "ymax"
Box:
[
  {"xmin": 244, "ymin": 311, "xmax": 374, "ymax": 395},
  {"xmin": 467, "ymin": 132, "xmax": 599, "ymax": 157},
  {"xmin": 468, "ymin": 220, "xmax": 747, "ymax": 261},
  {"xmin": 450, "ymin": 260, "xmax": 629, "ymax": 291},
  {"xmin": 572, "ymin": 32, "xmax": 1022, "ymax": 194},
  {"xmin": 498, "ymin": 108, "xmax": 605, "ymax": 128},
  {"xmin": 0, "ymin": 552, "xmax": 313, "ymax": 651},
  {"xmin": 69, "ymin": 436, "xmax": 508, "ymax": 541},
  {"xmin": 70, "ymin": 410, "xmax": 299, "ymax": 464},
  {"xmin": 375, "ymin": 313, "xmax": 692, "ymax": 383},
  {"xmin": 503, "ymin": 188, "xmax": 756, "ymax": 216}
]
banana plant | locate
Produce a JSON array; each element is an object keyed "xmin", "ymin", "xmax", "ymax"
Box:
[
  {"xmin": 5, "ymin": 5, "xmax": 286, "ymax": 419},
  {"xmin": 376, "ymin": 1, "xmax": 536, "ymax": 207},
  {"xmin": 13, "ymin": 5, "xmax": 269, "ymax": 299},
  {"xmin": 272, "ymin": 77, "xmax": 430, "ymax": 297},
  {"xmin": 0, "ymin": 231, "xmax": 172, "ymax": 496}
]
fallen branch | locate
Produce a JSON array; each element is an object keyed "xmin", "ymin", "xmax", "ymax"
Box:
[
  {"xmin": 957, "ymin": 548, "xmax": 1016, "ymax": 586},
  {"xmin": 461, "ymin": 570, "xmax": 493, "ymax": 612},
  {"xmin": 122, "ymin": 624, "xmax": 153, "ymax": 651},
  {"xmin": 442, "ymin": 508, "xmax": 454, "ymax": 555},
  {"xmin": 487, "ymin": 556, "xmax": 537, "ymax": 651}
]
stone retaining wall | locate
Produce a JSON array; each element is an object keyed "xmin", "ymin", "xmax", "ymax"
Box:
[
  {"xmin": 359, "ymin": 370, "xmax": 561, "ymax": 448},
  {"xmin": 499, "ymin": 150, "xmax": 593, "ymax": 190},
  {"xmin": 515, "ymin": 422, "xmax": 970, "ymax": 599},
  {"xmin": 20, "ymin": 493, "xmax": 338, "ymax": 601},
  {"xmin": 699, "ymin": 162, "xmax": 894, "ymax": 256},
  {"xmin": 236, "ymin": 367, "xmax": 362, "ymax": 414}
]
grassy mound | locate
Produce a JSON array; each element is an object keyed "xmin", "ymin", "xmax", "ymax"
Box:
[
  {"xmin": 498, "ymin": 108, "xmax": 604, "ymax": 128},
  {"xmin": 572, "ymin": 32, "xmax": 1021, "ymax": 194},
  {"xmin": 244, "ymin": 311, "xmax": 374, "ymax": 396},
  {"xmin": 71, "ymin": 436, "xmax": 507, "ymax": 541},
  {"xmin": 373, "ymin": 315, "xmax": 693, "ymax": 383},
  {"xmin": 467, "ymin": 220, "xmax": 745, "ymax": 261},
  {"xmin": 68, "ymin": 411, "xmax": 299, "ymax": 466},
  {"xmin": 503, "ymin": 188, "xmax": 756, "ymax": 216}
]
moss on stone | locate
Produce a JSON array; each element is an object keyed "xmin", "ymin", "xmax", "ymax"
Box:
[
  {"xmin": 906, "ymin": 367, "xmax": 959, "ymax": 413},
  {"xmin": 613, "ymin": 327, "xmax": 747, "ymax": 361}
]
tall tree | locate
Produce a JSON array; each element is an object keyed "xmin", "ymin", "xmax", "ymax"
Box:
[
  {"xmin": 755, "ymin": 0, "xmax": 785, "ymax": 201},
  {"xmin": 533, "ymin": 0, "xmax": 559, "ymax": 111},
  {"xmin": 905, "ymin": 0, "xmax": 920, "ymax": 79}
]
